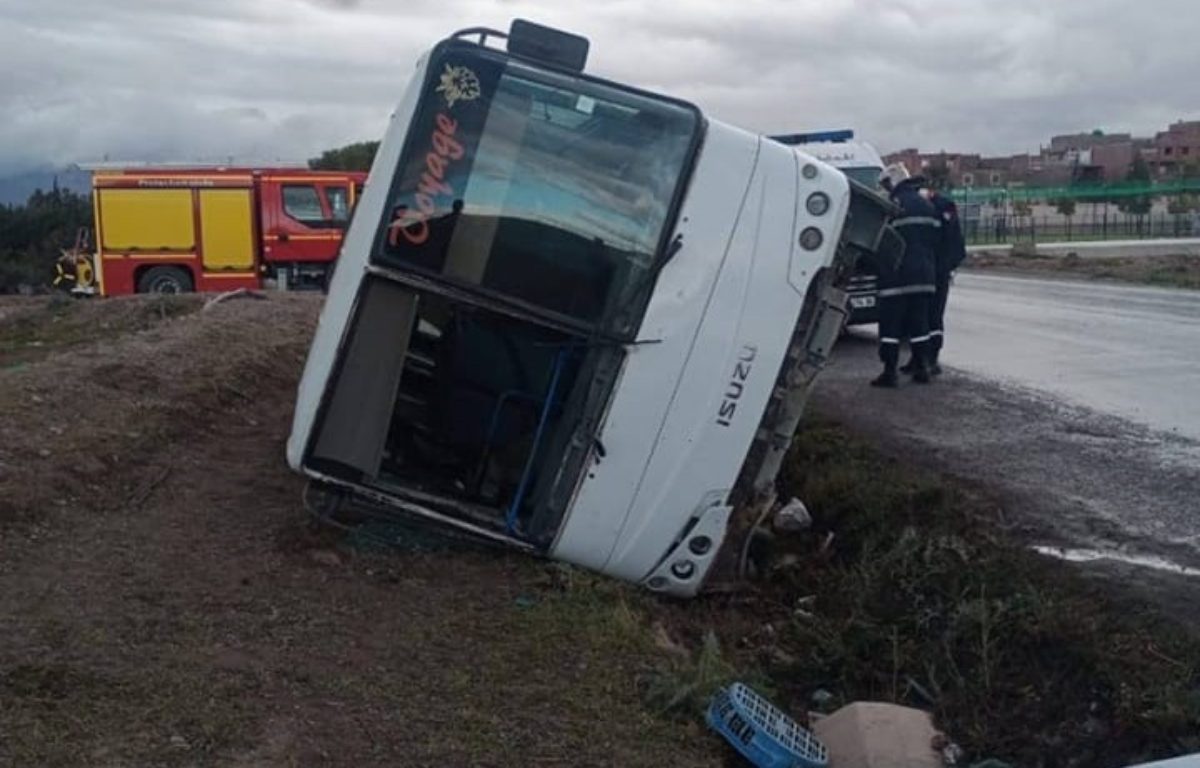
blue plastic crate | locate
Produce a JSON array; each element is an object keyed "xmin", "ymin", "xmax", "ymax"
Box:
[{"xmin": 705, "ymin": 683, "xmax": 828, "ymax": 768}]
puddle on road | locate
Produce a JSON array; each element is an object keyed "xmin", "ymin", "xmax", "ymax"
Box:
[{"xmin": 1033, "ymin": 546, "xmax": 1200, "ymax": 578}]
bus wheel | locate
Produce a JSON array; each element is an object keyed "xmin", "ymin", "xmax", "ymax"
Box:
[{"xmin": 137, "ymin": 266, "xmax": 193, "ymax": 294}]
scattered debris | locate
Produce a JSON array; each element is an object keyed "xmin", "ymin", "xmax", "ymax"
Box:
[
  {"xmin": 773, "ymin": 497, "xmax": 813, "ymax": 532},
  {"xmin": 651, "ymin": 622, "xmax": 688, "ymax": 657},
  {"xmin": 308, "ymin": 549, "xmax": 343, "ymax": 568},
  {"xmin": 706, "ymin": 682, "xmax": 828, "ymax": 768},
  {"xmin": 202, "ymin": 288, "xmax": 267, "ymax": 312},
  {"xmin": 793, "ymin": 594, "xmax": 817, "ymax": 621},
  {"xmin": 772, "ymin": 552, "xmax": 804, "ymax": 572},
  {"xmin": 810, "ymin": 689, "xmax": 834, "ymax": 709},
  {"xmin": 938, "ymin": 738, "xmax": 965, "ymax": 766}
]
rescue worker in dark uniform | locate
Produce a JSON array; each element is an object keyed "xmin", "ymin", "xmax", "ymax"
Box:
[
  {"xmin": 902, "ymin": 181, "xmax": 967, "ymax": 375},
  {"xmin": 872, "ymin": 163, "xmax": 939, "ymax": 387}
]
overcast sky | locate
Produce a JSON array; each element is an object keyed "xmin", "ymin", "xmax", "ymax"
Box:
[{"xmin": 1, "ymin": 0, "xmax": 1198, "ymax": 175}]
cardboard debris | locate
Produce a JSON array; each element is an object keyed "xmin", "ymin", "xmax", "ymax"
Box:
[{"xmin": 811, "ymin": 702, "xmax": 941, "ymax": 768}]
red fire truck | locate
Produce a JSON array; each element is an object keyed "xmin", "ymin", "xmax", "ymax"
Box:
[{"xmin": 63, "ymin": 166, "xmax": 367, "ymax": 295}]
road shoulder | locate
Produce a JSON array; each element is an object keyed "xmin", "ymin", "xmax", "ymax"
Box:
[
  {"xmin": 962, "ymin": 250, "xmax": 1200, "ymax": 289},
  {"xmin": 813, "ymin": 332, "xmax": 1200, "ymax": 618}
]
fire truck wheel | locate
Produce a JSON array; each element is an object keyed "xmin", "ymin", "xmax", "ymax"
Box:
[{"xmin": 137, "ymin": 266, "xmax": 194, "ymax": 295}]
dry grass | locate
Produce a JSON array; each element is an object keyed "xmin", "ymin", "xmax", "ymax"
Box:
[
  {"xmin": 965, "ymin": 251, "xmax": 1200, "ymax": 289},
  {"xmin": 2, "ymin": 294, "xmax": 1196, "ymax": 766},
  {"xmin": 750, "ymin": 420, "xmax": 1200, "ymax": 765},
  {"xmin": 0, "ymin": 293, "xmax": 203, "ymax": 369}
]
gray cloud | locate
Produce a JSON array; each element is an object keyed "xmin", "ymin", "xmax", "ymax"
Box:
[{"xmin": 0, "ymin": 0, "xmax": 1197, "ymax": 175}]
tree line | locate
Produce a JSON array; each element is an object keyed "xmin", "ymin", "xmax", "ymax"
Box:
[
  {"xmin": 0, "ymin": 186, "xmax": 91, "ymax": 294},
  {"xmin": 308, "ymin": 141, "xmax": 379, "ymax": 172}
]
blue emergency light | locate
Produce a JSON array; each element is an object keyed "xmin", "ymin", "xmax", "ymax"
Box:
[{"xmin": 770, "ymin": 130, "xmax": 855, "ymax": 146}]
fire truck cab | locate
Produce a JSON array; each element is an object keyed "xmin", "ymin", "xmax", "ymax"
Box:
[
  {"xmin": 287, "ymin": 21, "xmax": 898, "ymax": 596},
  {"xmin": 84, "ymin": 166, "xmax": 366, "ymax": 295}
]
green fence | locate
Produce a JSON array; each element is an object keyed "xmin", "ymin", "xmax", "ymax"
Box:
[
  {"xmin": 950, "ymin": 178, "xmax": 1200, "ymax": 206},
  {"xmin": 962, "ymin": 212, "xmax": 1200, "ymax": 245}
]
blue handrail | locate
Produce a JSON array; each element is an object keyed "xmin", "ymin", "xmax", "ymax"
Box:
[{"xmin": 505, "ymin": 346, "xmax": 571, "ymax": 535}]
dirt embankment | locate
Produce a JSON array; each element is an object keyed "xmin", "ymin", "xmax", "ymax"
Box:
[
  {"xmin": 964, "ymin": 250, "xmax": 1200, "ymax": 289},
  {"xmin": 0, "ymin": 294, "xmax": 718, "ymax": 767},
  {"xmin": 1, "ymin": 294, "xmax": 1196, "ymax": 766}
]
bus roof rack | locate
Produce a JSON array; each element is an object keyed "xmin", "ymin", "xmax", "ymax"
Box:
[{"xmin": 450, "ymin": 27, "xmax": 508, "ymax": 47}]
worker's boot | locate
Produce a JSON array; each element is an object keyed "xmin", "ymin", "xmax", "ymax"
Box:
[
  {"xmin": 899, "ymin": 358, "xmax": 917, "ymax": 375},
  {"xmin": 928, "ymin": 348, "xmax": 943, "ymax": 376},
  {"xmin": 912, "ymin": 361, "xmax": 932, "ymax": 384},
  {"xmin": 870, "ymin": 366, "xmax": 899, "ymax": 388}
]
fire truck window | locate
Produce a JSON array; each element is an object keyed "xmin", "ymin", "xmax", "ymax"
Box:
[
  {"xmin": 325, "ymin": 186, "xmax": 350, "ymax": 222},
  {"xmin": 283, "ymin": 185, "xmax": 325, "ymax": 225}
]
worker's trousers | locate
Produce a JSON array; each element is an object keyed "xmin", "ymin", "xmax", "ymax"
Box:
[
  {"xmin": 878, "ymin": 291, "xmax": 932, "ymax": 369},
  {"xmin": 928, "ymin": 275, "xmax": 951, "ymax": 363}
]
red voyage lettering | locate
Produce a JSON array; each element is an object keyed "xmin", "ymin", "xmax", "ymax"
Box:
[
  {"xmin": 387, "ymin": 207, "xmax": 428, "ymax": 246},
  {"xmin": 388, "ymin": 111, "xmax": 464, "ymax": 246}
]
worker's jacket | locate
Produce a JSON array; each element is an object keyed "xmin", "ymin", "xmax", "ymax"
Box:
[
  {"xmin": 929, "ymin": 192, "xmax": 968, "ymax": 277},
  {"xmin": 880, "ymin": 179, "xmax": 938, "ymax": 296}
]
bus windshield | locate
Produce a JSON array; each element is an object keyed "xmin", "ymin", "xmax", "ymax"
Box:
[{"xmin": 373, "ymin": 47, "xmax": 698, "ymax": 336}]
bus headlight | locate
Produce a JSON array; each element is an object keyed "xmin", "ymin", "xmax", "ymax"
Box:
[
  {"xmin": 671, "ymin": 560, "xmax": 696, "ymax": 580},
  {"xmin": 806, "ymin": 192, "xmax": 831, "ymax": 216},
  {"xmin": 799, "ymin": 227, "xmax": 824, "ymax": 251}
]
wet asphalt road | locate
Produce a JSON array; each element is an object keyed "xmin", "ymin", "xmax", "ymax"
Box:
[
  {"xmin": 814, "ymin": 272, "xmax": 1200, "ymax": 614},
  {"xmin": 946, "ymin": 273, "xmax": 1200, "ymax": 441}
]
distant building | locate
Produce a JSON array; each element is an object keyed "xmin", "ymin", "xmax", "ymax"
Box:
[
  {"xmin": 882, "ymin": 149, "xmax": 1021, "ymax": 188},
  {"xmin": 885, "ymin": 148, "xmax": 924, "ymax": 175},
  {"xmin": 1152, "ymin": 120, "xmax": 1200, "ymax": 176},
  {"xmin": 884, "ymin": 120, "xmax": 1200, "ymax": 188},
  {"xmin": 1041, "ymin": 132, "xmax": 1134, "ymax": 182}
]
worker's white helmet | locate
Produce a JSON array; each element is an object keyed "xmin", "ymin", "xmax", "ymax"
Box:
[{"xmin": 879, "ymin": 163, "xmax": 910, "ymax": 190}]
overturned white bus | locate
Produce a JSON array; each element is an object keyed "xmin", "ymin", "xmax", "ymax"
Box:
[{"xmin": 288, "ymin": 21, "xmax": 898, "ymax": 596}]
